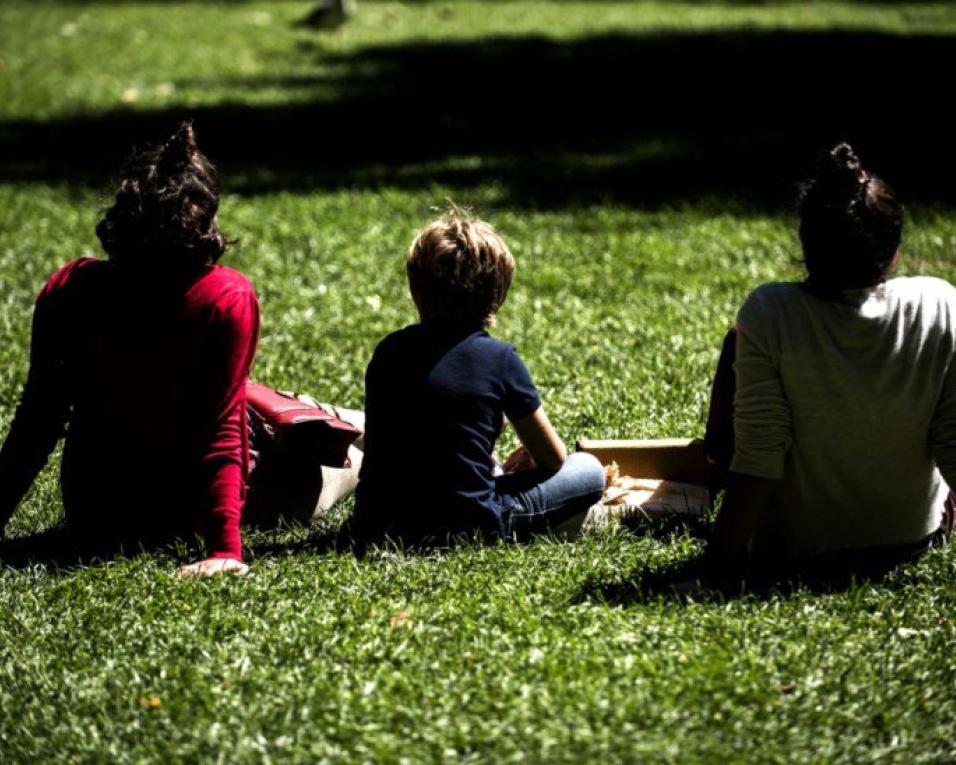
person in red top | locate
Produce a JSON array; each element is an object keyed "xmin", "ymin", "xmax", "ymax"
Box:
[{"xmin": 0, "ymin": 123, "xmax": 258, "ymax": 576}]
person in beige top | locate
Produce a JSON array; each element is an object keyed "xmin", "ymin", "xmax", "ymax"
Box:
[{"xmin": 703, "ymin": 143, "xmax": 955, "ymax": 581}]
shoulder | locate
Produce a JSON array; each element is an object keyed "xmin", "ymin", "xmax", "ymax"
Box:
[
  {"xmin": 736, "ymin": 281, "xmax": 805, "ymax": 325},
  {"xmin": 180, "ymin": 267, "xmax": 258, "ymax": 342},
  {"xmin": 190, "ymin": 265, "xmax": 259, "ymax": 319},
  {"xmin": 887, "ymin": 277, "xmax": 956, "ymax": 338},
  {"xmin": 212, "ymin": 264, "xmax": 255, "ymax": 290},
  {"xmin": 38, "ymin": 257, "xmax": 106, "ymax": 301},
  {"xmin": 887, "ymin": 276, "xmax": 956, "ymax": 305},
  {"xmin": 460, "ymin": 332, "xmax": 527, "ymax": 367},
  {"xmin": 196, "ymin": 265, "xmax": 257, "ymax": 301},
  {"xmin": 468, "ymin": 331, "xmax": 515, "ymax": 356},
  {"xmin": 479, "ymin": 335, "xmax": 537, "ymax": 382},
  {"xmin": 368, "ymin": 325, "xmax": 416, "ymax": 366},
  {"xmin": 741, "ymin": 281, "xmax": 806, "ymax": 308},
  {"xmin": 375, "ymin": 325, "xmax": 416, "ymax": 352},
  {"xmin": 734, "ymin": 282, "xmax": 812, "ymax": 356}
]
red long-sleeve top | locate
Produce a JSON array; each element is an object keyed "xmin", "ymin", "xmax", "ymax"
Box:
[{"xmin": 0, "ymin": 258, "xmax": 259, "ymax": 560}]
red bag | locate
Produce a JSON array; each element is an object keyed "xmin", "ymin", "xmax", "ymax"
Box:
[
  {"xmin": 245, "ymin": 382, "xmax": 360, "ymax": 469},
  {"xmin": 243, "ymin": 382, "xmax": 362, "ymax": 528}
]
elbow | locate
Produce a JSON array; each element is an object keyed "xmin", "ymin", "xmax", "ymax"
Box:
[{"xmin": 537, "ymin": 441, "xmax": 567, "ymax": 474}]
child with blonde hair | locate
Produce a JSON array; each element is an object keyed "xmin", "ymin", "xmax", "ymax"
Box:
[{"xmin": 350, "ymin": 212, "xmax": 605, "ymax": 544}]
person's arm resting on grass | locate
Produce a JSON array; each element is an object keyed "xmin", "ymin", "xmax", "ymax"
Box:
[
  {"xmin": 0, "ymin": 276, "xmax": 72, "ymax": 536},
  {"xmin": 707, "ymin": 292, "xmax": 792, "ymax": 568},
  {"xmin": 177, "ymin": 288, "xmax": 260, "ymax": 577}
]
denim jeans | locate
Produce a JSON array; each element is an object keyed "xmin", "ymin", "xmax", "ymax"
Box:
[{"xmin": 496, "ymin": 451, "xmax": 606, "ymax": 541}]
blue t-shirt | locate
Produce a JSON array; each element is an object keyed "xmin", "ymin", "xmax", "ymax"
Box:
[{"xmin": 353, "ymin": 322, "xmax": 542, "ymax": 541}]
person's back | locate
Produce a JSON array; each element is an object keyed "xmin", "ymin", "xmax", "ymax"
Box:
[
  {"xmin": 734, "ymin": 277, "xmax": 956, "ymax": 558},
  {"xmin": 37, "ymin": 257, "xmax": 257, "ymax": 545},
  {"xmin": 0, "ymin": 123, "xmax": 259, "ymax": 575},
  {"xmin": 707, "ymin": 143, "xmax": 956, "ymax": 574},
  {"xmin": 351, "ymin": 212, "xmax": 604, "ymax": 545},
  {"xmin": 356, "ymin": 323, "xmax": 541, "ymax": 540}
]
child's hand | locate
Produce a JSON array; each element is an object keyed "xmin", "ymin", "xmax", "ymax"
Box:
[
  {"xmin": 176, "ymin": 557, "xmax": 249, "ymax": 578},
  {"xmin": 503, "ymin": 445, "xmax": 537, "ymax": 473}
]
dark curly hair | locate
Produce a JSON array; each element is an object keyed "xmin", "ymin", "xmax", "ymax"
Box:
[
  {"xmin": 96, "ymin": 122, "xmax": 227, "ymax": 270},
  {"xmin": 799, "ymin": 143, "xmax": 904, "ymax": 296}
]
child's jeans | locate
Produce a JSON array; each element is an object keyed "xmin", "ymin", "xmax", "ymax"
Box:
[{"xmin": 496, "ymin": 451, "xmax": 606, "ymax": 541}]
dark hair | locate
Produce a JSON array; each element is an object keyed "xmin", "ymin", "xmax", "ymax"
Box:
[
  {"xmin": 96, "ymin": 122, "xmax": 227, "ymax": 271},
  {"xmin": 799, "ymin": 143, "xmax": 904, "ymax": 295}
]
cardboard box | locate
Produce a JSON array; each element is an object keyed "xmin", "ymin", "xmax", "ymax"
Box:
[
  {"xmin": 575, "ymin": 438, "xmax": 707, "ymax": 485},
  {"xmin": 576, "ymin": 438, "xmax": 710, "ymax": 521}
]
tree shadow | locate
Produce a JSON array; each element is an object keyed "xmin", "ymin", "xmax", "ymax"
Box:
[{"xmin": 1, "ymin": 29, "xmax": 953, "ymax": 207}]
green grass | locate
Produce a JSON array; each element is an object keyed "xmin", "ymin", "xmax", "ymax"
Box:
[{"xmin": 3, "ymin": 1, "xmax": 956, "ymax": 762}]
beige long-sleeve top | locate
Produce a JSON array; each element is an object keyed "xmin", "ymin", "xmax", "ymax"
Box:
[{"xmin": 731, "ymin": 277, "xmax": 956, "ymax": 559}]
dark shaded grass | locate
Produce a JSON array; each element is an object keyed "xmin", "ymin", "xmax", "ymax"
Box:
[{"xmin": 2, "ymin": 29, "xmax": 954, "ymax": 208}]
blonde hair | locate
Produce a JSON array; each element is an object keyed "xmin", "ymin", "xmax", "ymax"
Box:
[{"xmin": 406, "ymin": 212, "xmax": 515, "ymax": 327}]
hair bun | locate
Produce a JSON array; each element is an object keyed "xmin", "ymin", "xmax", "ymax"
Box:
[
  {"xmin": 158, "ymin": 121, "xmax": 197, "ymax": 173},
  {"xmin": 799, "ymin": 142, "xmax": 904, "ymax": 296},
  {"xmin": 818, "ymin": 142, "xmax": 868, "ymax": 194}
]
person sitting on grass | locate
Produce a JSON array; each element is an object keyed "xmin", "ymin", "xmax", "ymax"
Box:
[
  {"xmin": 0, "ymin": 122, "xmax": 258, "ymax": 577},
  {"xmin": 703, "ymin": 143, "xmax": 956, "ymax": 583},
  {"xmin": 348, "ymin": 211, "xmax": 605, "ymax": 546}
]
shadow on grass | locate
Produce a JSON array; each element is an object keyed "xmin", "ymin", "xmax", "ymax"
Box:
[
  {"xmin": 243, "ymin": 523, "xmax": 343, "ymax": 559},
  {"xmin": 0, "ymin": 527, "xmax": 182, "ymax": 571},
  {"xmin": 0, "ymin": 523, "xmax": 344, "ymax": 572},
  {"xmin": 622, "ymin": 513, "xmax": 712, "ymax": 542},
  {"xmin": 1, "ymin": 29, "xmax": 953, "ymax": 207},
  {"xmin": 577, "ymin": 543, "xmax": 938, "ymax": 604}
]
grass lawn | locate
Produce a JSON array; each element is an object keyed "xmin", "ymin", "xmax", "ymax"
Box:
[{"xmin": 2, "ymin": 1, "xmax": 956, "ymax": 761}]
